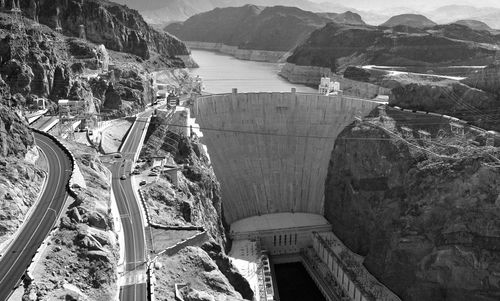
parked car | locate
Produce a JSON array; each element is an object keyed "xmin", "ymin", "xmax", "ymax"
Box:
[
  {"xmin": 139, "ymin": 180, "xmax": 147, "ymax": 186},
  {"xmin": 114, "ymin": 153, "xmax": 122, "ymax": 158},
  {"xmin": 148, "ymin": 172, "xmax": 158, "ymax": 177},
  {"xmin": 132, "ymin": 170, "xmax": 140, "ymax": 175}
]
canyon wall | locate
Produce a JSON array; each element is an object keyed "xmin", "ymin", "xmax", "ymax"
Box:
[
  {"xmin": 19, "ymin": 0, "xmax": 190, "ymax": 62},
  {"xmin": 325, "ymin": 107, "xmax": 500, "ymax": 301}
]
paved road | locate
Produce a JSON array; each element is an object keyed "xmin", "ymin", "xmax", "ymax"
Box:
[
  {"xmin": 111, "ymin": 116, "xmax": 151, "ymax": 301},
  {"xmin": 0, "ymin": 133, "xmax": 71, "ymax": 301}
]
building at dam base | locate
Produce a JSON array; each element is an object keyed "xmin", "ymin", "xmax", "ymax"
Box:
[{"xmin": 231, "ymin": 213, "xmax": 331, "ymax": 255}]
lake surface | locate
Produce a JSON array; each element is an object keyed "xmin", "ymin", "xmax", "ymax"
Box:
[{"xmin": 189, "ymin": 49, "xmax": 316, "ymax": 94}]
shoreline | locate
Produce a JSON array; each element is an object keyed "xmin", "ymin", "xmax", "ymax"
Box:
[{"xmin": 185, "ymin": 41, "xmax": 291, "ymax": 63}]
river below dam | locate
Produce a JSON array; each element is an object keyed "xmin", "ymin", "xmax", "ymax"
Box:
[{"xmin": 189, "ymin": 49, "xmax": 316, "ymax": 94}]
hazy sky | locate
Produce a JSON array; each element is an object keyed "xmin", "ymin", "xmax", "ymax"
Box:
[{"xmin": 313, "ymin": 0, "xmax": 500, "ymax": 10}]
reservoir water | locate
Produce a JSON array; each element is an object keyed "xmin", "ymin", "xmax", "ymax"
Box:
[{"xmin": 189, "ymin": 49, "xmax": 316, "ymax": 94}]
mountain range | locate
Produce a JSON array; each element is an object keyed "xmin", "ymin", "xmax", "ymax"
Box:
[
  {"xmin": 112, "ymin": 0, "xmax": 500, "ymax": 30},
  {"xmin": 286, "ymin": 21, "xmax": 499, "ymax": 72},
  {"xmin": 165, "ymin": 5, "xmax": 365, "ymax": 52}
]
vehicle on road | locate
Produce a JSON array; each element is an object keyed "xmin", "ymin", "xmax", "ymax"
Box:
[
  {"xmin": 120, "ymin": 175, "xmax": 127, "ymax": 180},
  {"xmin": 114, "ymin": 153, "xmax": 122, "ymax": 158}
]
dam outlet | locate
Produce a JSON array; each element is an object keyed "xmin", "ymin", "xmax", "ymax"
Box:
[{"xmin": 193, "ymin": 90, "xmax": 399, "ymax": 301}]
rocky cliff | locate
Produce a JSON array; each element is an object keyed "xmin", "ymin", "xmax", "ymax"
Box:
[
  {"xmin": 16, "ymin": 0, "xmax": 190, "ymax": 61},
  {"xmin": 0, "ymin": 10, "xmax": 180, "ymax": 118},
  {"xmin": 165, "ymin": 5, "xmax": 362, "ymax": 53},
  {"xmin": 0, "ymin": 81, "xmax": 45, "ymax": 248},
  {"xmin": 325, "ymin": 106, "xmax": 500, "ymax": 301}
]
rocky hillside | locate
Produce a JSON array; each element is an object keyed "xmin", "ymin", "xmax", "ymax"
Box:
[
  {"xmin": 285, "ymin": 22, "xmax": 498, "ymax": 73},
  {"xmin": 26, "ymin": 143, "xmax": 119, "ymax": 300},
  {"xmin": 454, "ymin": 20, "xmax": 493, "ymax": 32},
  {"xmin": 319, "ymin": 11, "xmax": 365, "ymax": 25},
  {"xmin": 325, "ymin": 106, "xmax": 500, "ymax": 301},
  {"xmin": 0, "ymin": 81, "xmax": 45, "ymax": 247},
  {"xmin": 138, "ymin": 110, "xmax": 254, "ymax": 299},
  {"xmin": 0, "ymin": 9, "xmax": 182, "ymax": 118},
  {"xmin": 140, "ymin": 110, "xmax": 227, "ymax": 246},
  {"xmin": 165, "ymin": 5, "xmax": 361, "ymax": 52},
  {"xmin": 380, "ymin": 14, "xmax": 437, "ymax": 28},
  {"xmin": 386, "ymin": 74, "xmax": 500, "ymax": 132},
  {"xmin": 15, "ymin": 0, "xmax": 190, "ymax": 60}
]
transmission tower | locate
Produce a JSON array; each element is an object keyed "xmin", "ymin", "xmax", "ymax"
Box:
[
  {"xmin": 9, "ymin": 0, "xmax": 29, "ymax": 61},
  {"xmin": 55, "ymin": 6, "xmax": 62, "ymax": 33}
]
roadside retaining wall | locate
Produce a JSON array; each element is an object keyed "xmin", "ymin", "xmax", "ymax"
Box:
[{"xmin": 157, "ymin": 231, "xmax": 209, "ymax": 257}]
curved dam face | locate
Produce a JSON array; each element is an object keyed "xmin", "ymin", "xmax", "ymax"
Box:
[{"xmin": 193, "ymin": 92, "xmax": 380, "ymax": 225}]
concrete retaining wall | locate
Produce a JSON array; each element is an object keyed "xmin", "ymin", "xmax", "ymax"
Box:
[
  {"xmin": 157, "ymin": 231, "xmax": 209, "ymax": 257},
  {"xmin": 194, "ymin": 92, "xmax": 381, "ymax": 224}
]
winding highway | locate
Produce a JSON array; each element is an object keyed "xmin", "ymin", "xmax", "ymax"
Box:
[
  {"xmin": 0, "ymin": 133, "xmax": 72, "ymax": 301},
  {"xmin": 111, "ymin": 115, "xmax": 151, "ymax": 301}
]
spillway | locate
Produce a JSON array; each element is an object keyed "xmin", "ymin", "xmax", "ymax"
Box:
[{"xmin": 193, "ymin": 91, "xmax": 381, "ymax": 225}]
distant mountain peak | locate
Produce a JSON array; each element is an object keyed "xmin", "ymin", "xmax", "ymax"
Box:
[
  {"xmin": 381, "ymin": 13, "xmax": 437, "ymax": 29},
  {"xmin": 453, "ymin": 19, "xmax": 492, "ymax": 31},
  {"xmin": 317, "ymin": 11, "xmax": 366, "ymax": 25}
]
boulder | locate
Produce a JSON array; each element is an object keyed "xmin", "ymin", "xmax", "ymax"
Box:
[{"xmin": 87, "ymin": 211, "xmax": 108, "ymax": 230}]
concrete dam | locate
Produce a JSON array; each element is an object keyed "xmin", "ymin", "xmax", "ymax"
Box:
[
  {"xmin": 193, "ymin": 91, "xmax": 400, "ymax": 301},
  {"xmin": 193, "ymin": 91, "xmax": 381, "ymax": 224}
]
